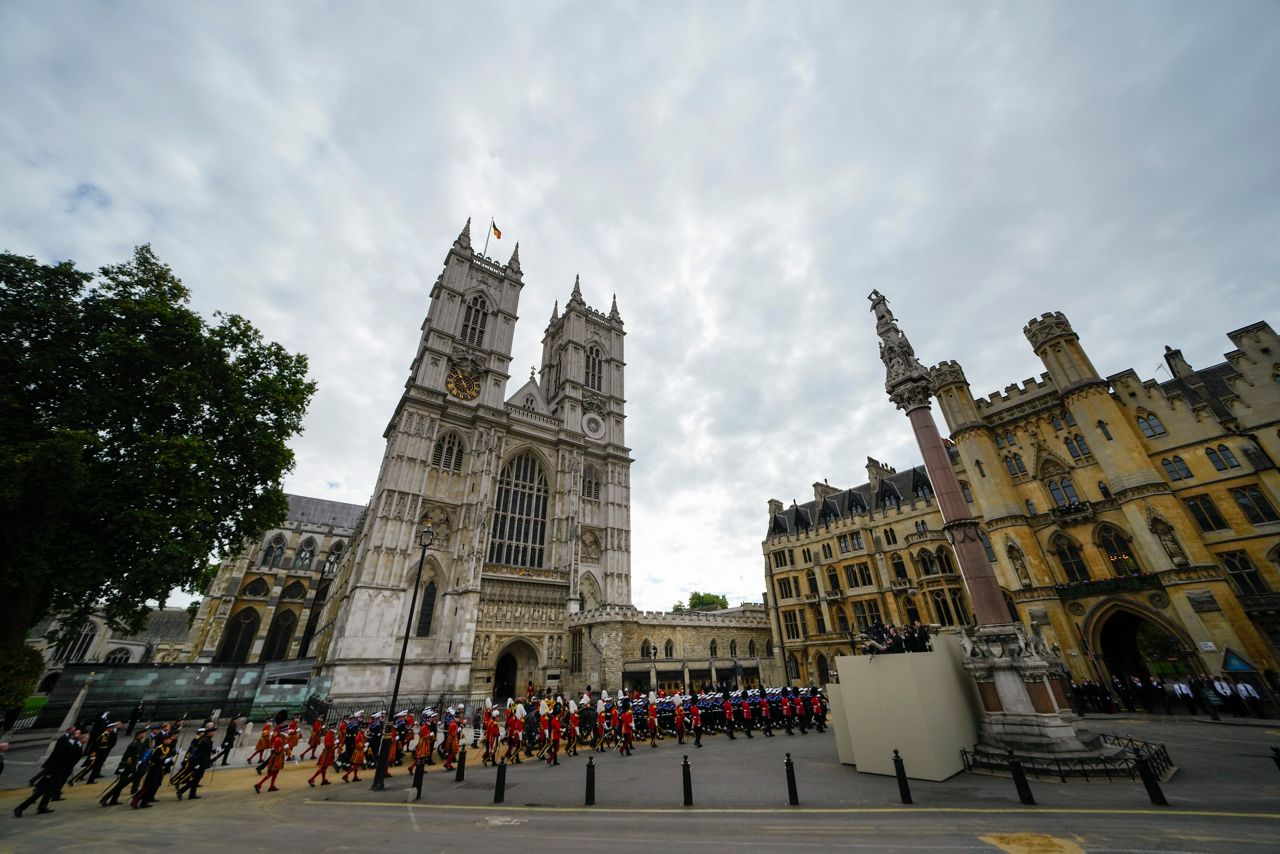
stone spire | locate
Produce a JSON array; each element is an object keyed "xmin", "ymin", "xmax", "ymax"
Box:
[
  {"xmin": 869, "ymin": 290, "xmax": 931, "ymax": 413},
  {"xmin": 454, "ymin": 217, "xmax": 472, "ymax": 250},
  {"xmin": 569, "ymin": 274, "xmax": 585, "ymax": 305},
  {"xmin": 609, "ymin": 293, "xmax": 621, "ymax": 322},
  {"xmin": 506, "ymin": 242, "xmax": 522, "ymax": 275},
  {"xmin": 550, "ymin": 300, "xmax": 559, "ymax": 321}
]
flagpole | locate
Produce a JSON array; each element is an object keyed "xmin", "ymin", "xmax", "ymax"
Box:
[{"xmin": 482, "ymin": 218, "xmax": 493, "ymax": 258}]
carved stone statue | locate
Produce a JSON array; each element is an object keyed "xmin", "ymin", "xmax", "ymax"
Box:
[
  {"xmin": 1149, "ymin": 514, "xmax": 1189, "ymax": 567},
  {"xmin": 1008, "ymin": 544, "xmax": 1032, "ymax": 588},
  {"xmin": 581, "ymin": 529, "xmax": 602, "ymax": 563}
]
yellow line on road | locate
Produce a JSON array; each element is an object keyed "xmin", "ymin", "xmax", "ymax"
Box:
[{"xmin": 303, "ymin": 799, "xmax": 1280, "ymax": 820}]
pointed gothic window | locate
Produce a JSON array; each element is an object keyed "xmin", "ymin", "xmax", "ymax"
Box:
[
  {"xmin": 709, "ymin": 639, "xmax": 718, "ymax": 658},
  {"xmin": 1137, "ymin": 414, "xmax": 1167, "ymax": 438},
  {"xmin": 1098, "ymin": 481, "xmax": 1112, "ymax": 499},
  {"xmin": 431, "ymin": 432, "xmax": 464, "ymax": 472},
  {"xmin": 641, "ymin": 639, "xmax": 652, "ymax": 658},
  {"xmin": 53, "ymin": 621, "xmax": 98, "ymax": 664},
  {"xmin": 1231, "ymin": 485, "xmax": 1279, "ymax": 525},
  {"xmin": 917, "ymin": 549, "xmax": 938, "ymax": 576},
  {"xmin": 890, "ymin": 553, "xmax": 908, "ymax": 579},
  {"xmin": 664, "ymin": 639, "xmax": 675, "ymax": 658},
  {"xmin": 323, "ymin": 541, "xmax": 344, "ymax": 577},
  {"xmin": 1222, "ymin": 551, "xmax": 1268, "ymax": 595},
  {"xmin": 1097, "ymin": 420, "xmax": 1113, "ymax": 441},
  {"xmin": 1184, "ymin": 495, "xmax": 1229, "ymax": 531},
  {"xmin": 261, "ymin": 535, "xmax": 285, "ymax": 568},
  {"xmin": 488, "ymin": 451, "xmax": 550, "ymax": 568},
  {"xmin": 294, "ymin": 538, "xmax": 315, "ymax": 571},
  {"xmin": 583, "ymin": 464, "xmax": 601, "ymax": 501},
  {"xmin": 585, "ymin": 345, "xmax": 603, "ymax": 391},
  {"xmin": 748, "ymin": 639, "xmax": 758, "ymax": 657},
  {"xmin": 261, "ymin": 608, "xmax": 298, "ymax": 662},
  {"xmin": 1053, "ymin": 536, "xmax": 1090, "ymax": 583},
  {"xmin": 415, "ymin": 580, "xmax": 438, "ymax": 637},
  {"xmin": 931, "ymin": 590, "xmax": 955, "ymax": 626},
  {"xmin": 461, "ymin": 295, "xmax": 488, "ymax": 347},
  {"xmin": 214, "ymin": 608, "xmax": 260, "ymax": 664},
  {"xmin": 1098, "ymin": 525, "xmax": 1141, "ymax": 575},
  {"xmin": 938, "ymin": 547, "xmax": 957, "ymax": 573}
]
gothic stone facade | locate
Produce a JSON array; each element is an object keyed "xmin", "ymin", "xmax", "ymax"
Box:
[
  {"xmin": 310, "ymin": 222, "xmax": 635, "ymax": 703},
  {"xmin": 764, "ymin": 314, "xmax": 1280, "ymax": 689},
  {"xmin": 187, "ymin": 494, "xmax": 363, "ymax": 665}
]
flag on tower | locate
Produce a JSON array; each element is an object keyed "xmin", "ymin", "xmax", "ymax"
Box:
[{"xmin": 491, "ymin": 220, "xmax": 502, "ymax": 240}]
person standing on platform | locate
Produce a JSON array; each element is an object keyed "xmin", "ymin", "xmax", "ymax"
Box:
[{"xmin": 254, "ymin": 727, "xmax": 286, "ymax": 793}]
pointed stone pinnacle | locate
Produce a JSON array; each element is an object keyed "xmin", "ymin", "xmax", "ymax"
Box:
[
  {"xmin": 609, "ymin": 293, "xmax": 621, "ymax": 321},
  {"xmin": 551, "ymin": 300, "xmax": 559, "ymax": 321},
  {"xmin": 507, "ymin": 242, "xmax": 521, "ymax": 273},
  {"xmin": 456, "ymin": 217, "xmax": 472, "ymax": 249},
  {"xmin": 571, "ymin": 274, "xmax": 583, "ymax": 301}
]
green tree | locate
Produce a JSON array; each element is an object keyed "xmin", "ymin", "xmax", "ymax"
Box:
[
  {"xmin": 686, "ymin": 592, "xmax": 729, "ymax": 611},
  {"xmin": 0, "ymin": 245, "xmax": 315, "ymax": 655}
]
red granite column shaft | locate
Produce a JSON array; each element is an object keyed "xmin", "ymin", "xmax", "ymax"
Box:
[{"xmin": 908, "ymin": 406, "xmax": 1009, "ymax": 627}]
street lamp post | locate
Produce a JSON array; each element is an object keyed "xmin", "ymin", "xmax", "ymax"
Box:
[{"xmin": 371, "ymin": 520, "xmax": 434, "ymax": 791}]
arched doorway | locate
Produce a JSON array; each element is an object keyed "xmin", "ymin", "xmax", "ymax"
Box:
[
  {"xmin": 492, "ymin": 638, "xmax": 540, "ymax": 701},
  {"xmin": 1092, "ymin": 605, "xmax": 1193, "ymax": 683}
]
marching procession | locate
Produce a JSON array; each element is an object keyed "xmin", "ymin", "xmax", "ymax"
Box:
[{"xmin": 11, "ymin": 686, "xmax": 829, "ymax": 817}]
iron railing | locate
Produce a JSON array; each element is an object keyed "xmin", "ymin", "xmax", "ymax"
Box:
[{"xmin": 961, "ymin": 733, "xmax": 1173, "ymax": 782}]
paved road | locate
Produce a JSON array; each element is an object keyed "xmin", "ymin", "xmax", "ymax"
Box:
[{"xmin": 2, "ymin": 716, "xmax": 1278, "ymax": 852}]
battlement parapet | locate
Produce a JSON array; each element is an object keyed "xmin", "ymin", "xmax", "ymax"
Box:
[
  {"xmin": 973, "ymin": 373, "xmax": 1055, "ymax": 410},
  {"xmin": 930, "ymin": 360, "xmax": 968, "ymax": 389},
  {"xmin": 1023, "ymin": 311, "xmax": 1076, "ymax": 350}
]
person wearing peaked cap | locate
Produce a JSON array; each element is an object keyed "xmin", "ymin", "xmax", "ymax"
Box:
[{"xmin": 175, "ymin": 723, "xmax": 214, "ymax": 800}]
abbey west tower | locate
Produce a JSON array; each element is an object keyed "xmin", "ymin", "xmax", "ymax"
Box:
[{"xmin": 314, "ymin": 220, "xmax": 633, "ymax": 703}]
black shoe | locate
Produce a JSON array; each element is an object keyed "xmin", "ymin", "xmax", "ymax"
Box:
[
  {"xmin": 37, "ymin": 808, "xmax": 54, "ymax": 814},
  {"xmin": 12, "ymin": 808, "xmax": 22, "ymax": 818},
  {"xmin": 188, "ymin": 795, "xmax": 201, "ymax": 800}
]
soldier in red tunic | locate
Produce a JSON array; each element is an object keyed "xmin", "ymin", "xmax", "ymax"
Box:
[
  {"xmin": 740, "ymin": 694, "xmax": 754, "ymax": 738},
  {"xmin": 811, "ymin": 691, "xmax": 826, "ymax": 732},
  {"xmin": 300, "ymin": 718, "xmax": 323, "ymax": 761},
  {"xmin": 781, "ymin": 694, "xmax": 794, "ymax": 735},
  {"xmin": 482, "ymin": 713, "xmax": 500, "ymax": 766},
  {"xmin": 690, "ymin": 701, "xmax": 702, "ymax": 748},
  {"xmin": 567, "ymin": 703, "xmax": 580, "ymax": 756},
  {"xmin": 443, "ymin": 714, "xmax": 460, "ymax": 771},
  {"xmin": 254, "ymin": 730, "xmax": 286, "ymax": 793},
  {"xmin": 618, "ymin": 703, "xmax": 634, "ymax": 756},
  {"xmin": 546, "ymin": 712, "xmax": 561, "ymax": 766},
  {"xmin": 308, "ymin": 726, "xmax": 336, "ymax": 786},
  {"xmin": 410, "ymin": 721, "xmax": 433, "ymax": 772},
  {"xmin": 647, "ymin": 700, "xmax": 659, "ymax": 748},
  {"xmin": 674, "ymin": 700, "xmax": 686, "ymax": 744},
  {"xmin": 722, "ymin": 696, "xmax": 736, "ymax": 740},
  {"xmin": 342, "ymin": 730, "xmax": 365, "ymax": 782},
  {"xmin": 246, "ymin": 721, "xmax": 273, "ymax": 764},
  {"xmin": 760, "ymin": 691, "xmax": 774, "ymax": 737}
]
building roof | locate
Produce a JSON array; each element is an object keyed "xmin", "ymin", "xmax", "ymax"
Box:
[
  {"xmin": 766, "ymin": 465, "xmax": 933, "ymax": 538},
  {"xmin": 286, "ymin": 494, "xmax": 365, "ymax": 531},
  {"xmin": 120, "ymin": 607, "xmax": 192, "ymax": 644}
]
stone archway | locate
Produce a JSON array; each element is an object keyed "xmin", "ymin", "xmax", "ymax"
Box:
[
  {"xmin": 1085, "ymin": 599, "xmax": 1196, "ymax": 683},
  {"xmin": 493, "ymin": 638, "xmax": 540, "ymax": 701}
]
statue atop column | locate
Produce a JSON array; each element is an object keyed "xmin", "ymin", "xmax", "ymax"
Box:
[{"xmin": 869, "ymin": 290, "xmax": 932, "ymax": 413}]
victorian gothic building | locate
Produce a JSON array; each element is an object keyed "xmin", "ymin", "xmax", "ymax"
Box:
[{"xmin": 764, "ymin": 314, "xmax": 1280, "ymax": 693}]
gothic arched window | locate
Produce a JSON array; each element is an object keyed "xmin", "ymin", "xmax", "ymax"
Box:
[
  {"xmin": 1161, "ymin": 456, "xmax": 1193, "ymax": 481},
  {"xmin": 215, "ymin": 607, "xmax": 260, "ymax": 664},
  {"xmin": 729, "ymin": 639, "xmax": 738, "ymax": 657},
  {"xmin": 664, "ymin": 639, "xmax": 675, "ymax": 658},
  {"xmin": 1053, "ymin": 536, "xmax": 1090, "ymax": 583},
  {"xmin": 54, "ymin": 622, "xmax": 98, "ymax": 663},
  {"xmin": 323, "ymin": 541, "xmax": 344, "ymax": 576},
  {"xmin": 431, "ymin": 432, "xmax": 464, "ymax": 472},
  {"xmin": 931, "ymin": 590, "xmax": 955, "ymax": 626},
  {"xmin": 261, "ymin": 535, "xmax": 285, "ymax": 568},
  {"xmin": 488, "ymin": 451, "xmax": 549, "ymax": 568},
  {"xmin": 709, "ymin": 639, "xmax": 718, "ymax": 658},
  {"xmin": 583, "ymin": 464, "xmax": 601, "ymax": 501},
  {"xmin": 641, "ymin": 639, "xmax": 652, "ymax": 658},
  {"xmin": 294, "ymin": 538, "xmax": 315, "ymax": 571},
  {"xmin": 1097, "ymin": 420, "xmax": 1113, "ymax": 441},
  {"xmin": 1207, "ymin": 444, "xmax": 1240, "ymax": 471},
  {"xmin": 890, "ymin": 553, "xmax": 908, "ymax": 579},
  {"xmin": 1138, "ymin": 413, "xmax": 1167, "ymax": 438},
  {"xmin": 1047, "ymin": 477, "xmax": 1081, "ymax": 508},
  {"xmin": 937, "ymin": 547, "xmax": 956, "ymax": 574},
  {"xmin": 1098, "ymin": 525, "xmax": 1141, "ymax": 575},
  {"xmin": 917, "ymin": 549, "xmax": 937, "ymax": 575},
  {"xmin": 585, "ymin": 345, "xmax": 603, "ymax": 391},
  {"xmin": 414, "ymin": 580, "xmax": 438, "ymax": 637},
  {"xmin": 261, "ymin": 609, "xmax": 298, "ymax": 662},
  {"xmin": 748, "ymin": 639, "xmax": 758, "ymax": 657},
  {"xmin": 242, "ymin": 577, "xmax": 269, "ymax": 597},
  {"xmin": 105, "ymin": 647, "xmax": 132, "ymax": 664},
  {"xmin": 281, "ymin": 580, "xmax": 307, "ymax": 600},
  {"xmin": 461, "ymin": 294, "xmax": 488, "ymax": 348}
]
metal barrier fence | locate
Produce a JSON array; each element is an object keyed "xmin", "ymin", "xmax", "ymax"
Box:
[{"xmin": 961, "ymin": 734, "xmax": 1173, "ymax": 782}]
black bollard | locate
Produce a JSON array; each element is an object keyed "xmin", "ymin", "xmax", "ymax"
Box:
[
  {"xmin": 1133, "ymin": 751, "xmax": 1168, "ymax": 806},
  {"xmin": 892, "ymin": 749, "xmax": 913, "ymax": 805},
  {"xmin": 784, "ymin": 752, "xmax": 799, "ymax": 806},
  {"xmin": 585, "ymin": 756, "xmax": 596, "ymax": 806},
  {"xmin": 413, "ymin": 759, "xmax": 425, "ymax": 801},
  {"xmin": 455, "ymin": 746, "xmax": 467, "ymax": 782},
  {"xmin": 682, "ymin": 755, "xmax": 693, "ymax": 806},
  {"xmin": 1006, "ymin": 749, "xmax": 1035, "ymax": 806},
  {"xmin": 494, "ymin": 759, "xmax": 506, "ymax": 804},
  {"xmin": 1271, "ymin": 747, "xmax": 1280, "ymax": 772}
]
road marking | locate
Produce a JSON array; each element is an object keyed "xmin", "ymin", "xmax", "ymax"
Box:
[
  {"xmin": 303, "ymin": 799, "xmax": 1280, "ymax": 820},
  {"xmin": 980, "ymin": 833, "xmax": 1085, "ymax": 854}
]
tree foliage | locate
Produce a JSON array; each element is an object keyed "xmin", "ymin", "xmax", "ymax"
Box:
[
  {"xmin": 671, "ymin": 591, "xmax": 729, "ymax": 613},
  {"xmin": 0, "ymin": 246, "xmax": 315, "ymax": 648}
]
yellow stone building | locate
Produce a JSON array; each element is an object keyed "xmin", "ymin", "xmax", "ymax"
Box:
[{"xmin": 764, "ymin": 314, "xmax": 1280, "ymax": 693}]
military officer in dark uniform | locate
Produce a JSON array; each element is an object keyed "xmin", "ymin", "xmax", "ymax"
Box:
[
  {"xmin": 15, "ymin": 729, "xmax": 84, "ymax": 817},
  {"xmin": 100, "ymin": 730, "xmax": 147, "ymax": 806},
  {"xmin": 176, "ymin": 723, "xmax": 215, "ymax": 800}
]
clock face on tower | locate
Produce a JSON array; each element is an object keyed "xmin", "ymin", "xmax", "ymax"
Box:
[{"xmin": 445, "ymin": 367, "xmax": 481, "ymax": 401}]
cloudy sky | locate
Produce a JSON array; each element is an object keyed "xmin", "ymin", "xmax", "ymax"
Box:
[{"xmin": 4, "ymin": 2, "xmax": 1278, "ymax": 611}]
